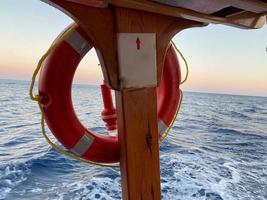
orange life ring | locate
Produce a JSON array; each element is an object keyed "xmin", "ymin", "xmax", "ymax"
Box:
[{"xmin": 38, "ymin": 24, "xmax": 181, "ymax": 164}]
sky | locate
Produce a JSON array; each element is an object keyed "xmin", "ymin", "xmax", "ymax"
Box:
[{"xmin": 0, "ymin": 1, "xmax": 267, "ymax": 96}]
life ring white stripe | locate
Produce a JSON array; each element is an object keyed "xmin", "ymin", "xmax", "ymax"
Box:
[
  {"xmin": 158, "ymin": 119, "xmax": 169, "ymax": 135},
  {"xmin": 65, "ymin": 30, "xmax": 91, "ymax": 57},
  {"xmin": 70, "ymin": 132, "xmax": 94, "ymax": 156}
]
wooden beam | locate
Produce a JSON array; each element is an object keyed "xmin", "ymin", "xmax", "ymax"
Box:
[
  {"xmin": 113, "ymin": 7, "xmax": 203, "ymax": 199},
  {"xmin": 57, "ymin": 0, "xmax": 267, "ymax": 14},
  {"xmin": 116, "ymin": 88, "xmax": 160, "ymax": 200},
  {"xmin": 43, "ymin": 0, "xmax": 267, "ymax": 29}
]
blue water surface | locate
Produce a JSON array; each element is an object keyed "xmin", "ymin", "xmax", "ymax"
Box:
[{"xmin": 0, "ymin": 79, "xmax": 266, "ymax": 200}]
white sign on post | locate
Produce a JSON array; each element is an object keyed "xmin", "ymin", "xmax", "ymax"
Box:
[{"xmin": 117, "ymin": 33, "xmax": 157, "ymax": 89}]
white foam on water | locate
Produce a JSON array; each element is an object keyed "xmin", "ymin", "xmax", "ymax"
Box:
[
  {"xmin": 0, "ymin": 164, "xmax": 30, "ymax": 199},
  {"xmin": 40, "ymin": 176, "xmax": 122, "ymax": 200},
  {"xmin": 160, "ymin": 150, "xmax": 246, "ymax": 200},
  {"xmin": 0, "ymin": 187, "xmax": 11, "ymax": 199}
]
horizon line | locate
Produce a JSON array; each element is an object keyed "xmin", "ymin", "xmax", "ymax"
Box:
[{"xmin": 1, "ymin": 78, "xmax": 266, "ymax": 98}]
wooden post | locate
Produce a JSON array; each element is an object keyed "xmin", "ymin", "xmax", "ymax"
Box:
[
  {"xmin": 41, "ymin": 1, "xmax": 204, "ymax": 199},
  {"xmin": 116, "ymin": 88, "xmax": 160, "ymax": 199}
]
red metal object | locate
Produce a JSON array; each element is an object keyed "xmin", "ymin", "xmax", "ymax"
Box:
[{"xmin": 101, "ymin": 83, "xmax": 117, "ymax": 131}]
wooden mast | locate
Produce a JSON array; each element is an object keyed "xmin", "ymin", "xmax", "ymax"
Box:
[{"xmin": 113, "ymin": 8, "xmax": 203, "ymax": 199}]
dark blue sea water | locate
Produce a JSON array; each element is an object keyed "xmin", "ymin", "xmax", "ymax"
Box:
[{"xmin": 0, "ymin": 79, "xmax": 266, "ymax": 200}]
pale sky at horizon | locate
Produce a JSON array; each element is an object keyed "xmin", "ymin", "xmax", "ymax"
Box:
[{"xmin": 0, "ymin": 1, "xmax": 267, "ymax": 96}]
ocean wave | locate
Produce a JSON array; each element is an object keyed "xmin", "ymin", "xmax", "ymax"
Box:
[
  {"xmin": 243, "ymin": 107, "xmax": 258, "ymax": 113},
  {"xmin": 210, "ymin": 127, "xmax": 243, "ymax": 135},
  {"xmin": 210, "ymin": 127, "xmax": 267, "ymax": 139},
  {"xmin": 229, "ymin": 111, "xmax": 250, "ymax": 120},
  {"xmin": 0, "ymin": 163, "xmax": 30, "ymax": 200}
]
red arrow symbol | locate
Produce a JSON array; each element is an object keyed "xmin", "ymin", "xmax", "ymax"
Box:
[{"xmin": 136, "ymin": 37, "xmax": 141, "ymax": 50}]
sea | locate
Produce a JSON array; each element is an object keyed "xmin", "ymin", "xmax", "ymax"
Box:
[{"xmin": 0, "ymin": 79, "xmax": 266, "ymax": 200}]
